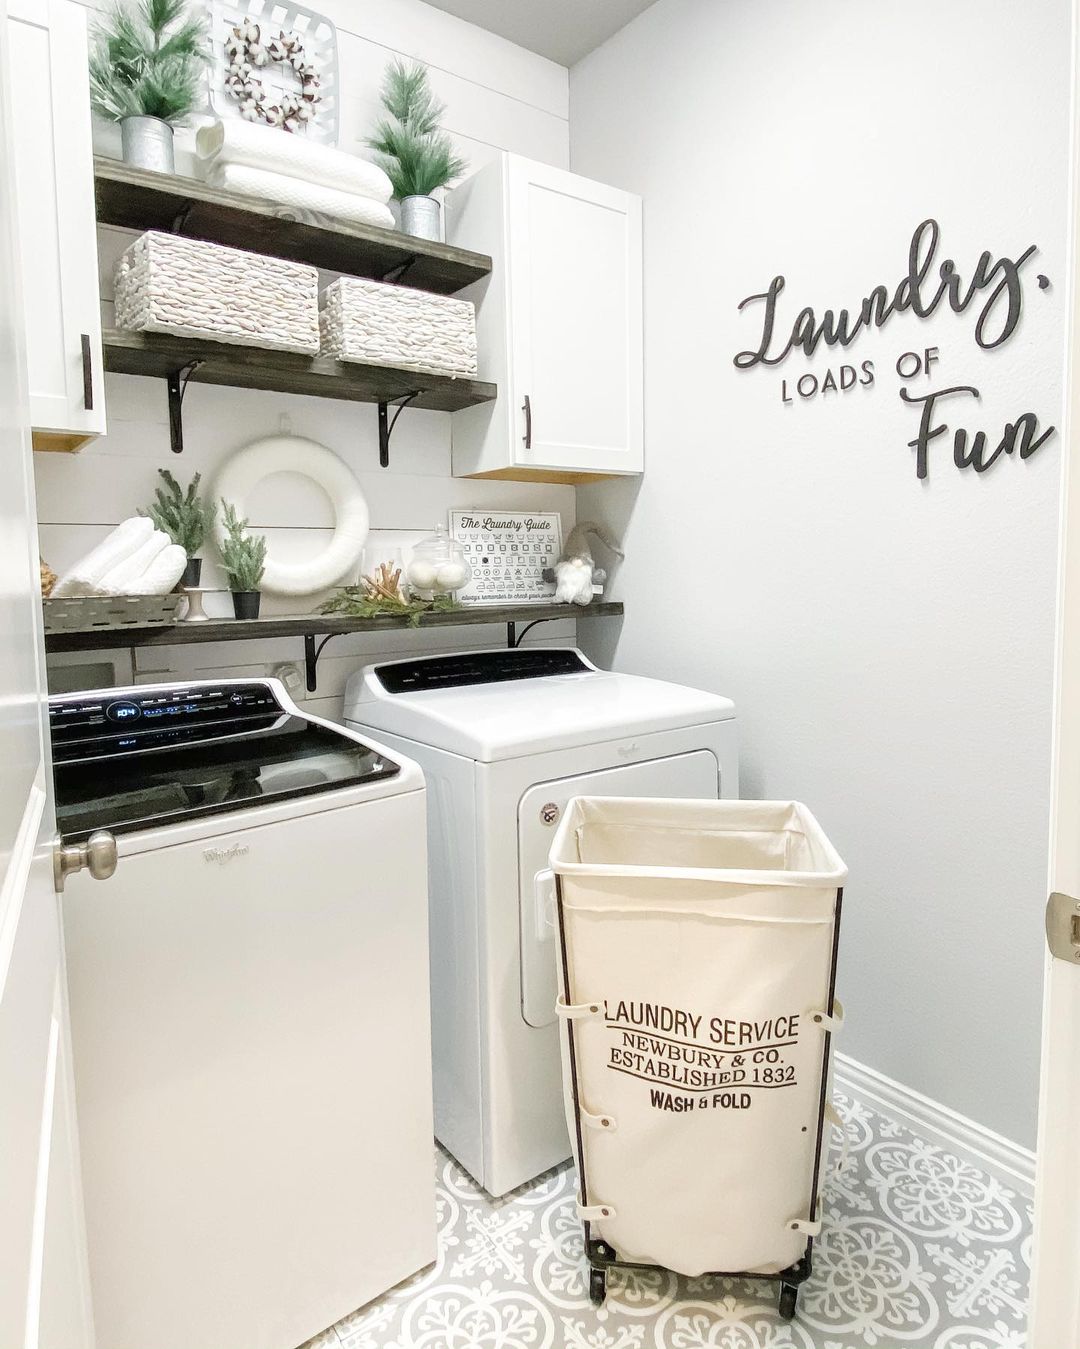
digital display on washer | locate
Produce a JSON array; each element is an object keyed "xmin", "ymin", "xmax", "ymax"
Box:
[{"xmin": 106, "ymin": 700, "xmax": 141, "ymax": 723}]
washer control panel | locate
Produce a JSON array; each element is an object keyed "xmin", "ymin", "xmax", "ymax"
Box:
[{"xmin": 49, "ymin": 683, "xmax": 285, "ymax": 761}]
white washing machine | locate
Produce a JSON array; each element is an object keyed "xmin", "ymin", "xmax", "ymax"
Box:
[
  {"xmin": 51, "ymin": 678, "xmax": 435, "ymax": 1349},
  {"xmin": 344, "ymin": 648, "xmax": 737, "ymax": 1196}
]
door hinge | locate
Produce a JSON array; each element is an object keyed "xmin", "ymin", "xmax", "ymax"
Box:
[{"xmin": 1045, "ymin": 891, "xmax": 1080, "ymax": 962}]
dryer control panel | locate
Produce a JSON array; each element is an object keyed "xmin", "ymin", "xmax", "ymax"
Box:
[{"xmin": 374, "ymin": 648, "xmax": 591, "ymax": 694}]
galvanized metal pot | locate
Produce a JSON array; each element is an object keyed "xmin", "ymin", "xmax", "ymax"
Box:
[
  {"xmin": 121, "ymin": 116, "xmax": 175, "ymax": 175},
  {"xmin": 399, "ymin": 194, "xmax": 441, "ymax": 242}
]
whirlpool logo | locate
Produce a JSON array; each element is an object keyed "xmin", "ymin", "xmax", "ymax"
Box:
[{"xmin": 203, "ymin": 843, "xmax": 250, "ymax": 866}]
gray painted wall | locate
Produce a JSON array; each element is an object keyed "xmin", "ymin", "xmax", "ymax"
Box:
[{"xmin": 570, "ymin": 0, "xmax": 1067, "ymax": 1148}]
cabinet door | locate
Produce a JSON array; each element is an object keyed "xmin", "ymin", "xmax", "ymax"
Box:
[
  {"xmin": 8, "ymin": 0, "xmax": 104, "ymax": 451},
  {"xmin": 507, "ymin": 158, "xmax": 642, "ymax": 476}
]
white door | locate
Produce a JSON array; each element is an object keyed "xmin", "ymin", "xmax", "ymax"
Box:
[
  {"xmin": 0, "ymin": 3, "xmax": 94, "ymax": 1345},
  {"xmin": 508, "ymin": 157, "xmax": 643, "ymax": 476},
  {"xmin": 518, "ymin": 750, "xmax": 720, "ymax": 1028},
  {"xmin": 1030, "ymin": 7, "xmax": 1080, "ymax": 1339}
]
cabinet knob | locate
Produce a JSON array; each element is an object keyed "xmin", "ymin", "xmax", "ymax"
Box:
[
  {"xmin": 53, "ymin": 829, "xmax": 117, "ymax": 892},
  {"xmin": 81, "ymin": 333, "xmax": 93, "ymax": 411},
  {"xmin": 522, "ymin": 393, "xmax": 532, "ymax": 449}
]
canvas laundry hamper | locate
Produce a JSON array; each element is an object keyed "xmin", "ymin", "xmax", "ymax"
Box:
[{"xmin": 547, "ymin": 797, "xmax": 848, "ymax": 1320}]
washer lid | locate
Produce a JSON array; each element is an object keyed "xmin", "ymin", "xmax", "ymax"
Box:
[
  {"xmin": 344, "ymin": 649, "xmax": 736, "ymax": 762},
  {"xmin": 50, "ymin": 679, "xmax": 402, "ymax": 841}
]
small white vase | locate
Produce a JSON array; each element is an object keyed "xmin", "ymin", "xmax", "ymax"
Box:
[
  {"xmin": 400, "ymin": 195, "xmax": 441, "ymax": 242},
  {"xmin": 121, "ymin": 116, "xmax": 175, "ymax": 175}
]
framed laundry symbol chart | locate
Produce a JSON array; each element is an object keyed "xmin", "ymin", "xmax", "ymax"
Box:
[{"xmin": 449, "ymin": 511, "xmax": 563, "ymax": 606}]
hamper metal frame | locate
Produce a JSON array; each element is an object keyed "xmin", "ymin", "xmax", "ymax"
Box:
[{"xmin": 554, "ymin": 877, "xmax": 845, "ymax": 1323}]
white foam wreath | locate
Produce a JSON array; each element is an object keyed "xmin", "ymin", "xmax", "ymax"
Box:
[
  {"xmin": 213, "ymin": 436, "xmax": 369, "ymax": 596},
  {"xmin": 223, "ymin": 19, "xmax": 322, "ymax": 133}
]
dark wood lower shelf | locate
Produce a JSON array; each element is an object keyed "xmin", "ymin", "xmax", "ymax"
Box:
[
  {"xmin": 43, "ymin": 601, "xmax": 624, "ymax": 653},
  {"xmin": 102, "ymin": 328, "xmax": 497, "ymax": 412}
]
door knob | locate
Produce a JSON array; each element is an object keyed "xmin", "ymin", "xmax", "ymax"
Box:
[{"xmin": 54, "ymin": 830, "xmax": 118, "ymax": 893}]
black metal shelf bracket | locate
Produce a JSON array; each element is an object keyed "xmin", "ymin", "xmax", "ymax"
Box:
[
  {"xmin": 303, "ymin": 632, "xmax": 339, "ymax": 693},
  {"xmin": 380, "ymin": 255, "xmax": 419, "ymax": 286},
  {"xmin": 166, "ymin": 360, "xmax": 204, "ymax": 454},
  {"xmin": 377, "ymin": 391, "xmax": 422, "ymax": 468},
  {"xmin": 507, "ymin": 617, "xmax": 556, "ymax": 648}
]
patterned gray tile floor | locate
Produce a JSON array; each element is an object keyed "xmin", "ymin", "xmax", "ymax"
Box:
[{"xmin": 301, "ymin": 1090, "xmax": 1032, "ymax": 1349}]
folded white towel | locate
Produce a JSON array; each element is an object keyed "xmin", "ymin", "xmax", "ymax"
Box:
[
  {"xmin": 52, "ymin": 517, "xmax": 154, "ymax": 597},
  {"xmin": 196, "ymin": 119, "xmax": 392, "ymax": 204},
  {"xmin": 114, "ymin": 543, "xmax": 187, "ymax": 596},
  {"xmin": 204, "ymin": 163, "xmax": 396, "ymax": 231},
  {"xmin": 97, "ymin": 530, "xmax": 171, "ymax": 593}
]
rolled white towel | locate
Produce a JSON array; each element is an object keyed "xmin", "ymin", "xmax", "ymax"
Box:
[
  {"xmin": 114, "ymin": 543, "xmax": 187, "ymax": 596},
  {"xmin": 196, "ymin": 119, "xmax": 392, "ymax": 204},
  {"xmin": 97, "ymin": 530, "xmax": 171, "ymax": 593},
  {"xmin": 204, "ymin": 163, "xmax": 396, "ymax": 231},
  {"xmin": 52, "ymin": 517, "xmax": 154, "ymax": 597}
]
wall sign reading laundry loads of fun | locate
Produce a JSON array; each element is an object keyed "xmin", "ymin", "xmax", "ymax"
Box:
[
  {"xmin": 732, "ymin": 219, "xmax": 1056, "ymax": 480},
  {"xmin": 604, "ymin": 998, "xmax": 803, "ymax": 1114}
]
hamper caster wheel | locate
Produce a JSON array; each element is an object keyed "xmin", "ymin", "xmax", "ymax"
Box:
[
  {"xmin": 589, "ymin": 1268, "xmax": 607, "ymax": 1307},
  {"xmin": 778, "ymin": 1283, "xmax": 798, "ymax": 1321}
]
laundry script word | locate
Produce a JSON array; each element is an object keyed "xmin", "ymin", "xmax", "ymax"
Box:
[
  {"xmin": 734, "ymin": 218, "xmax": 1032, "ymax": 369},
  {"xmin": 732, "ymin": 218, "xmax": 1056, "ymax": 479},
  {"xmin": 603, "ymin": 998, "xmax": 801, "ymax": 1113}
]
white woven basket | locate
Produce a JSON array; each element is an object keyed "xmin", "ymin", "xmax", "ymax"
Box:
[
  {"xmin": 115, "ymin": 231, "xmax": 320, "ymax": 354},
  {"xmin": 320, "ymin": 277, "xmax": 477, "ymax": 377}
]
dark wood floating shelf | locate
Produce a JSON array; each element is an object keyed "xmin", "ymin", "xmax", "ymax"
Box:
[
  {"xmin": 45, "ymin": 601, "xmax": 625, "ymax": 691},
  {"xmin": 45, "ymin": 602, "xmax": 623, "ymax": 651},
  {"xmin": 102, "ymin": 328, "xmax": 497, "ymax": 414},
  {"xmin": 46, "ymin": 607, "xmax": 622, "ymax": 696},
  {"xmin": 94, "ymin": 157, "xmax": 492, "ymax": 294}
]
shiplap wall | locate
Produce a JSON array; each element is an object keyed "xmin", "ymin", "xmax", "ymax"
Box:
[{"xmin": 37, "ymin": 0, "xmax": 575, "ymax": 721}]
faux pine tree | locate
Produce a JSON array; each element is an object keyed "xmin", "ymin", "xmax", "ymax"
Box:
[
  {"xmin": 88, "ymin": 0, "xmax": 206, "ymax": 125},
  {"xmin": 218, "ymin": 501, "xmax": 267, "ymax": 593},
  {"xmin": 365, "ymin": 59, "xmax": 466, "ymax": 200},
  {"xmin": 142, "ymin": 469, "xmax": 215, "ymax": 556}
]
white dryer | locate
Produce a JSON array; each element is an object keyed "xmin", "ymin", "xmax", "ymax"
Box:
[{"xmin": 344, "ymin": 648, "xmax": 737, "ymax": 1196}]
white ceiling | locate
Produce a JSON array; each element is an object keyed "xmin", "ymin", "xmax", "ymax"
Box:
[{"xmin": 420, "ymin": 0, "xmax": 660, "ymax": 67}]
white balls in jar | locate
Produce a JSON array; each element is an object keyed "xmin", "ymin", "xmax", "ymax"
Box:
[
  {"xmin": 406, "ymin": 560, "xmax": 437, "ymax": 590},
  {"xmin": 435, "ymin": 561, "xmax": 468, "ymax": 591}
]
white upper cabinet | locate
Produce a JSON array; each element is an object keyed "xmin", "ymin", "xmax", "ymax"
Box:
[
  {"xmin": 7, "ymin": 0, "xmax": 105, "ymax": 452},
  {"xmin": 450, "ymin": 154, "xmax": 642, "ymax": 482}
]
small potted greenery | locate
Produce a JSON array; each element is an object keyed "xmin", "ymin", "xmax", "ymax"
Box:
[
  {"xmin": 88, "ymin": 0, "xmax": 206, "ymax": 175},
  {"xmin": 142, "ymin": 468, "xmax": 215, "ymax": 587},
  {"xmin": 218, "ymin": 500, "xmax": 267, "ymax": 619},
  {"xmin": 365, "ymin": 59, "xmax": 466, "ymax": 241}
]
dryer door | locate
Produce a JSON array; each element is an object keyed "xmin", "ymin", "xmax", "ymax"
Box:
[{"xmin": 518, "ymin": 750, "xmax": 719, "ymax": 1028}]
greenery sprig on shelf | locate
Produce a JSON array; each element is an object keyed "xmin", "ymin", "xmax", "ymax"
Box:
[
  {"xmin": 141, "ymin": 468, "xmax": 215, "ymax": 555},
  {"xmin": 365, "ymin": 59, "xmax": 467, "ymax": 199},
  {"xmin": 218, "ymin": 500, "xmax": 267, "ymax": 592},
  {"xmin": 89, "ymin": 0, "xmax": 206, "ymax": 125},
  {"xmin": 319, "ymin": 585, "xmax": 458, "ymax": 628}
]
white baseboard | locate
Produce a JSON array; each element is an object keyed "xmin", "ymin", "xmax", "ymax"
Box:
[{"xmin": 834, "ymin": 1052, "xmax": 1036, "ymax": 1197}]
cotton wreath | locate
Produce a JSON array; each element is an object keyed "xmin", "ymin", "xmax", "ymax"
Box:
[{"xmin": 223, "ymin": 18, "xmax": 321, "ymax": 132}]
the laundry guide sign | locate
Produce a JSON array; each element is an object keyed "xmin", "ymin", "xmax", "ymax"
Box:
[{"xmin": 732, "ymin": 219, "xmax": 1055, "ymax": 480}]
